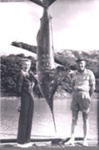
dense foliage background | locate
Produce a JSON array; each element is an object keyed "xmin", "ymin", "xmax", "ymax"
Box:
[
  {"xmin": 1, "ymin": 48, "xmax": 99, "ymax": 97},
  {"xmin": 1, "ymin": 53, "xmax": 38, "ymax": 96}
]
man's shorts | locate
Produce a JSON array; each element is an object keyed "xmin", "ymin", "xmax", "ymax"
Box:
[{"xmin": 71, "ymin": 90, "xmax": 91, "ymax": 113}]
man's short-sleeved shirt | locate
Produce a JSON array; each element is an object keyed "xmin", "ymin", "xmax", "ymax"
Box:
[{"xmin": 72, "ymin": 69, "xmax": 95, "ymax": 92}]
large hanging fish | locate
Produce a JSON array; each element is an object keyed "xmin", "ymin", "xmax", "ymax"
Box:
[
  {"xmin": 30, "ymin": 0, "xmax": 58, "ymax": 131},
  {"xmin": 11, "ymin": 0, "xmax": 68, "ymax": 132}
]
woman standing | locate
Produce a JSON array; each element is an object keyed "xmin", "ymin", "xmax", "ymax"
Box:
[{"xmin": 17, "ymin": 58, "xmax": 36, "ymax": 148}]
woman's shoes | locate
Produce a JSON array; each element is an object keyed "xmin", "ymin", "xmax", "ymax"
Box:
[
  {"xmin": 25, "ymin": 142, "xmax": 33, "ymax": 147},
  {"xmin": 17, "ymin": 142, "xmax": 33, "ymax": 148},
  {"xmin": 17, "ymin": 143, "xmax": 28, "ymax": 148}
]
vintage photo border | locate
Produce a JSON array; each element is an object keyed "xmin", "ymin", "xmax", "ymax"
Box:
[{"xmin": 0, "ymin": 0, "xmax": 99, "ymax": 150}]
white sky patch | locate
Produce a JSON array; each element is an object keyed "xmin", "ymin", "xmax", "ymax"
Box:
[
  {"xmin": 50, "ymin": 0, "xmax": 99, "ymax": 51},
  {"xmin": 54, "ymin": 11, "xmax": 97, "ymax": 50},
  {"xmin": 0, "ymin": 0, "xmax": 99, "ymax": 56},
  {"xmin": 0, "ymin": 2, "xmax": 42, "ymax": 55}
]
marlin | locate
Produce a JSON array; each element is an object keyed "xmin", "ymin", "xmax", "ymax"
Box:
[
  {"xmin": 11, "ymin": 0, "xmax": 67, "ymax": 132},
  {"xmin": 29, "ymin": 0, "xmax": 58, "ymax": 131}
]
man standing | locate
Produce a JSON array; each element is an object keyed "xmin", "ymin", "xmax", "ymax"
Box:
[{"xmin": 65, "ymin": 56, "xmax": 95, "ymax": 146}]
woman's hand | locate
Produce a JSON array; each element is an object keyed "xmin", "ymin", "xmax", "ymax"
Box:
[{"xmin": 16, "ymin": 97, "xmax": 21, "ymax": 112}]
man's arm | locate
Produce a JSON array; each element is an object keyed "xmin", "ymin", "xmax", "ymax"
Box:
[
  {"xmin": 89, "ymin": 85, "xmax": 95, "ymax": 96},
  {"xmin": 89, "ymin": 71, "xmax": 96, "ymax": 96}
]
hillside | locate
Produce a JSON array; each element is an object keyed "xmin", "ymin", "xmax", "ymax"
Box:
[{"xmin": 1, "ymin": 43, "xmax": 99, "ymax": 96}]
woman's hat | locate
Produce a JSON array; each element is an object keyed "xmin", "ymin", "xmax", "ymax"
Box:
[{"xmin": 21, "ymin": 58, "xmax": 31, "ymax": 62}]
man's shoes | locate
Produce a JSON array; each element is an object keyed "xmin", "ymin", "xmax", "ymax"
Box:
[
  {"xmin": 64, "ymin": 139, "xmax": 75, "ymax": 146},
  {"xmin": 83, "ymin": 140, "xmax": 88, "ymax": 146},
  {"xmin": 59, "ymin": 139, "xmax": 75, "ymax": 147}
]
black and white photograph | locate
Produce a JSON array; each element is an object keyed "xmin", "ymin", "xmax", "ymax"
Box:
[{"xmin": 0, "ymin": 0, "xmax": 99, "ymax": 148}]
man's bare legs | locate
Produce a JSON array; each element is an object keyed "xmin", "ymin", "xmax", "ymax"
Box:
[
  {"xmin": 82, "ymin": 112, "xmax": 89, "ymax": 146},
  {"xmin": 65, "ymin": 110, "xmax": 79, "ymax": 145},
  {"xmin": 65, "ymin": 110, "xmax": 89, "ymax": 146}
]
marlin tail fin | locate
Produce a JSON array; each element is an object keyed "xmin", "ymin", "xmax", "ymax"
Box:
[{"xmin": 29, "ymin": 0, "xmax": 56, "ymax": 7}]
